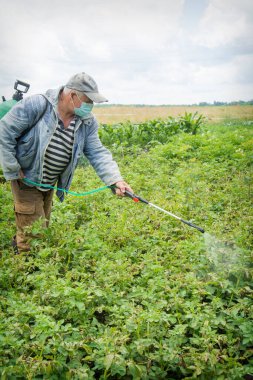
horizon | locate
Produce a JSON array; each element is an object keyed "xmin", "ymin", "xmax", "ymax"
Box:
[{"xmin": 94, "ymin": 100, "xmax": 253, "ymax": 106}]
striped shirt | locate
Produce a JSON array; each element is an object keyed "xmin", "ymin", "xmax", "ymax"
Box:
[{"xmin": 39, "ymin": 118, "xmax": 76, "ymax": 191}]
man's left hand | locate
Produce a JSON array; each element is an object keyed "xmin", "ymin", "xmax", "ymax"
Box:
[{"xmin": 113, "ymin": 181, "xmax": 134, "ymax": 196}]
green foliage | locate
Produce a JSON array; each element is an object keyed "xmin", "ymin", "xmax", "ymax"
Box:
[
  {"xmin": 177, "ymin": 112, "xmax": 206, "ymax": 135},
  {"xmin": 99, "ymin": 112, "xmax": 206, "ymax": 149},
  {"xmin": 0, "ymin": 121, "xmax": 252, "ymax": 379}
]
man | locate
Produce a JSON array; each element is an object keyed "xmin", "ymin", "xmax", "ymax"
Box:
[{"xmin": 0, "ymin": 72, "xmax": 133, "ymax": 254}]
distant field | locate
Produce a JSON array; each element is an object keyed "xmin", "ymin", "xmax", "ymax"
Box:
[{"xmin": 93, "ymin": 105, "xmax": 253, "ymax": 124}]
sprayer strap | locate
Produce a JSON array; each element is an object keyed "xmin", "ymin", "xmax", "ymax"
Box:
[
  {"xmin": 22, "ymin": 178, "xmax": 111, "ymax": 196},
  {"xmin": 18, "ymin": 95, "xmax": 48, "ymax": 140}
]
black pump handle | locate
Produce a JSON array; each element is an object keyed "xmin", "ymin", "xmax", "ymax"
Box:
[{"xmin": 14, "ymin": 80, "xmax": 30, "ymax": 93}]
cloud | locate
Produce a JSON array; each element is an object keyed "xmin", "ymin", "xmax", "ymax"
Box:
[
  {"xmin": 0, "ymin": 0, "xmax": 252, "ymax": 104},
  {"xmin": 192, "ymin": 0, "xmax": 253, "ymax": 49}
]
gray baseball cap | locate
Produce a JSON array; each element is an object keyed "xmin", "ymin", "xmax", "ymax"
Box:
[{"xmin": 65, "ymin": 72, "xmax": 108, "ymax": 103}]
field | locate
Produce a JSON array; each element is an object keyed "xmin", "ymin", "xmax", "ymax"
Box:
[
  {"xmin": 0, "ymin": 106, "xmax": 253, "ymax": 379},
  {"xmin": 93, "ymin": 105, "xmax": 253, "ymax": 124}
]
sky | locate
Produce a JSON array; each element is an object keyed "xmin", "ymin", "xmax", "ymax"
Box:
[{"xmin": 0, "ymin": 0, "xmax": 252, "ymax": 104}]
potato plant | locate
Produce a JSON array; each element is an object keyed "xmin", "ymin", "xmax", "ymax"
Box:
[{"xmin": 0, "ymin": 119, "xmax": 252, "ymax": 379}]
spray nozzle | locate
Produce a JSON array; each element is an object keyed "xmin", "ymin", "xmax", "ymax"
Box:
[{"xmin": 181, "ymin": 219, "xmax": 205, "ymax": 233}]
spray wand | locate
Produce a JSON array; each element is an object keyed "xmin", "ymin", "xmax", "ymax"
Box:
[
  {"xmin": 22, "ymin": 178, "xmax": 204, "ymax": 233},
  {"xmin": 118, "ymin": 188, "xmax": 205, "ymax": 234}
]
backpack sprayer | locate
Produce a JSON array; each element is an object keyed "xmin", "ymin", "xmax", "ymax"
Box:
[{"xmin": 0, "ymin": 80, "xmax": 30, "ymax": 119}]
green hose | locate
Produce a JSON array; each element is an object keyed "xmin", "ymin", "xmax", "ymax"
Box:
[{"xmin": 23, "ymin": 178, "xmax": 111, "ymax": 196}]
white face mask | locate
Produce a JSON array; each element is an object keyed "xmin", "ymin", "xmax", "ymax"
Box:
[{"xmin": 71, "ymin": 94, "xmax": 94, "ymax": 118}]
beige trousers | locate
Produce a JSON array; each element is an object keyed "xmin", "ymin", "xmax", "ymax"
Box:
[{"xmin": 11, "ymin": 180, "xmax": 54, "ymax": 252}]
